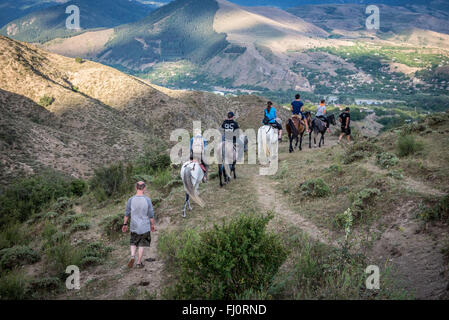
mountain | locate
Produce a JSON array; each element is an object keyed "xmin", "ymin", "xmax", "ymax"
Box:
[
  {"xmin": 4, "ymin": 0, "xmax": 449, "ymax": 107},
  {"xmin": 0, "ymin": 0, "xmax": 164, "ymax": 43},
  {"xmin": 0, "ymin": 34, "xmax": 275, "ymax": 184},
  {"xmin": 287, "ymin": 3, "xmax": 449, "ymax": 34},
  {"xmin": 0, "ymin": 0, "xmax": 58, "ymax": 28}
]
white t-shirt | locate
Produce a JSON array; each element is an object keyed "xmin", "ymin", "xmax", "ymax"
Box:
[{"xmin": 316, "ymin": 105, "xmax": 326, "ymax": 117}]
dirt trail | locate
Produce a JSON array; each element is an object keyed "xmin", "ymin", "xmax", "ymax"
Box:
[
  {"xmin": 97, "ymin": 216, "xmax": 170, "ymax": 299},
  {"xmin": 253, "ymin": 174, "xmax": 337, "ymax": 246}
]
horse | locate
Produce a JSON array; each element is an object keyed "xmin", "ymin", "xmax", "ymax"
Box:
[
  {"xmin": 180, "ymin": 160, "xmax": 205, "ymax": 218},
  {"xmin": 286, "ymin": 111, "xmax": 311, "ymax": 152},
  {"xmin": 309, "ymin": 114, "xmax": 336, "ymax": 148},
  {"xmin": 216, "ymin": 137, "xmax": 245, "ymax": 187},
  {"xmin": 258, "ymin": 123, "xmax": 279, "ymax": 168}
]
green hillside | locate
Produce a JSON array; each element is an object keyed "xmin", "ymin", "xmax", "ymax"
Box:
[
  {"xmin": 0, "ymin": 0, "xmax": 157, "ymax": 43},
  {"xmin": 99, "ymin": 0, "xmax": 229, "ymax": 68}
]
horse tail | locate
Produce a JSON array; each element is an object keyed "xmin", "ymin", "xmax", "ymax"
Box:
[{"xmin": 183, "ymin": 165, "xmax": 204, "ymax": 207}]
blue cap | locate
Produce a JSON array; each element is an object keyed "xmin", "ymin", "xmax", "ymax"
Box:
[{"xmin": 228, "ymin": 112, "xmax": 235, "ymax": 118}]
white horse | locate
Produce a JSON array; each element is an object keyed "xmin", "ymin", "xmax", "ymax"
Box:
[
  {"xmin": 257, "ymin": 124, "xmax": 279, "ymax": 166},
  {"xmin": 180, "ymin": 160, "xmax": 205, "ymax": 218}
]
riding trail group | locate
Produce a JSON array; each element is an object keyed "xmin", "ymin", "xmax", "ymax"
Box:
[{"xmin": 180, "ymin": 95, "xmax": 348, "ymax": 217}]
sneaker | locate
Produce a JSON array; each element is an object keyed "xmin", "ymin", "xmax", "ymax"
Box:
[
  {"xmin": 127, "ymin": 257, "xmax": 135, "ymax": 269},
  {"xmin": 136, "ymin": 263, "xmax": 145, "ymax": 269}
]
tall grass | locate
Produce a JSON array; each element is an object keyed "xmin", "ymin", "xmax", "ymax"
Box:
[{"xmin": 397, "ymin": 134, "xmax": 423, "ymax": 157}]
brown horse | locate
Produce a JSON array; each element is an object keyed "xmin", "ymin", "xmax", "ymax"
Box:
[{"xmin": 286, "ymin": 111, "xmax": 311, "ymax": 152}]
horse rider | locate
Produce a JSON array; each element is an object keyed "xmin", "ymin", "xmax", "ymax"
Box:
[
  {"xmin": 291, "ymin": 94, "xmax": 309, "ymax": 133},
  {"xmin": 190, "ymin": 134, "xmax": 208, "ymax": 182},
  {"xmin": 221, "ymin": 111, "xmax": 240, "ymax": 144},
  {"xmin": 316, "ymin": 99, "xmax": 329, "ymax": 131},
  {"xmin": 263, "ymin": 101, "xmax": 283, "ymax": 142}
]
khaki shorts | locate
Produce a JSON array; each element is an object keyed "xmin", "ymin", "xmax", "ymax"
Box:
[{"xmin": 130, "ymin": 232, "xmax": 151, "ymax": 247}]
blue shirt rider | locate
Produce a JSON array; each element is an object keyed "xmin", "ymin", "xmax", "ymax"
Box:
[
  {"xmin": 263, "ymin": 101, "xmax": 283, "ymax": 141},
  {"xmin": 291, "ymin": 93, "xmax": 309, "ymax": 132}
]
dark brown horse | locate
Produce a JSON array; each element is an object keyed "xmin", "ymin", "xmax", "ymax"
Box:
[{"xmin": 286, "ymin": 111, "xmax": 311, "ymax": 152}]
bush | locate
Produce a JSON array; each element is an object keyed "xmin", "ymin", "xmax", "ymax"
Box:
[
  {"xmin": 0, "ymin": 223, "xmax": 29, "ymax": 250},
  {"xmin": 158, "ymin": 212, "xmax": 287, "ymax": 299},
  {"xmin": 0, "ymin": 172, "xmax": 76, "ymax": 226},
  {"xmin": 90, "ymin": 162, "xmax": 134, "ymax": 200},
  {"xmin": 52, "ymin": 197, "xmax": 72, "ymax": 214},
  {"xmin": 300, "ymin": 179, "xmax": 331, "ymax": 198},
  {"xmin": 45, "ymin": 239, "xmax": 82, "ymax": 276},
  {"xmin": 39, "ymin": 95, "xmax": 54, "ymax": 107},
  {"xmin": 70, "ymin": 179, "xmax": 87, "ymax": 197},
  {"xmin": 350, "ymin": 188, "xmax": 381, "ymax": 220},
  {"xmin": 134, "ymin": 147, "xmax": 171, "ymax": 174},
  {"xmin": 0, "ymin": 246, "xmax": 41, "ymax": 270},
  {"xmin": 326, "ymin": 164, "xmax": 343, "ymax": 175},
  {"xmin": 343, "ymin": 139, "xmax": 381, "ymax": 164},
  {"xmin": 152, "ymin": 168, "xmax": 172, "ymax": 188},
  {"xmin": 396, "ymin": 135, "xmax": 423, "ymax": 157},
  {"xmin": 79, "ymin": 242, "xmax": 113, "ymax": 268},
  {"xmin": 417, "ymin": 194, "xmax": 449, "ymax": 223},
  {"xmin": 75, "ymin": 57, "xmax": 83, "ymax": 63},
  {"xmin": 0, "ymin": 270, "xmax": 29, "ymax": 300},
  {"xmin": 69, "ymin": 222, "xmax": 90, "ymax": 234},
  {"xmin": 101, "ymin": 213, "xmax": 123, "ymax": 239},
  {"xmin": 376, "ymin": 152, "xmax": 399, "ymax": 169}
]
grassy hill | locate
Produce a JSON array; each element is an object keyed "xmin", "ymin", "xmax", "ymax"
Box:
[{"xmin": 0, "ymin": 0, "xmax": 158, "ymax": 43}]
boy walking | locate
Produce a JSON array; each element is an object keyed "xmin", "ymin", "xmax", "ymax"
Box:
[{"xmin": 122, "ymin": 181, "xmax": 155, "ymax": 269}]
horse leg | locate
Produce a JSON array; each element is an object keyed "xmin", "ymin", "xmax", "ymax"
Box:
[
  {"xmin": 182, "ymin": 193, "xmax": 189, "ymax": 218},
  {"xmin": 289, "ymin": 134, "xmax": 293, "ymax": 153},
  {"xmin": 299, "ymin": 133, "xmax": 303, "ymax": 151},
  {"xmin": 233, "ymin": 163, "xmax": 237, "ymax": 179},
  {"xmin": 218, "ymin": 165, "xmax": 223, "ymax": 187},
  {"xmin": 294, "ymin": 135, "xmax": 299, "ymax": 150},
  {"xmin": 309, "ymin": 130, "xmax": 312, "ymax": 149}
]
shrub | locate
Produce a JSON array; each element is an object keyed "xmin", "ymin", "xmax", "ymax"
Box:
[
  {"xmin": 387, "ymin": 170, "xmax": 404, "ymax": 180},
  {"xmin": 0, "ymin": 223, "xmax": 29, "ymax": 250},
  {"xmin": 69, "ymin": 222, "xmax": 90, "ymax": 234},
  {"xmin": 134, "ymin": 147, "xmax": 171, "ymax": 174},
  {"xmin": 0, "ymin": 172, "xmax": 75, "ymax": 226},
  {"xmin": 45, "ymin": 239, "xmax": 82, "ymax": 276},
  {"xmin": 75, "ymin": 57, "xmax": 83, "ymax": 63},
  {"xmin": 376, "ymin": 152, "xmax": 399, "ymax": 169},
  {"xmin": 90, "ymin": 162, "xmax": 134, "ymax": 199},
  {"xmin": 417, "ymin": 194, "xmax": 449, "ymax": 223},
  {"xmin": 39, "ymin": 95, "xmax": 54, "ymax": 107},
  {"xmin": 0, "ymin": 270, "xmax": 29, "ymax": 300},
  {"xmin": 52, "ymin": 197, "xmax": 72, "ymax": 214},
  {"xmin": 28, "ymin": 277, "xmax": 62, "ymax": 297},
  {"xmin": 79, "ymin": 242, "xmax": 113, "ymax": 267},
  {"xmin": 0, "ymin": 246, "xmax": 41, "ymax": 270},
  {"xmin": 327, "ymin": 164, "xmax": 343, "ymax": 175},
  {"xmin": 57, "ymin": 214, "xmax": 78, "ymax": 227},
  {"xmin": 300, "ymin": 179, "xmax": 331, "ymax": 198},
  {"xmin": 70, "ymin": 179, "xmax": 87, "ymax": 197},
  {"xmin": 350, "ymin": 188, "xmax": 381, "ymax": 220},
  {"xmin": 343, "ymin": 139, "xmax": 381, "ymax": 164},
  {"xmin": 158, "ymin": 212, "xmax": 288, "ymax": 299},
  {"xmin": 396, "ymin": 135, "xmax": 423, "ymax": 157},
  {"xmin": 152, "ymin": 168, "xmax": 172, "ymax": 188},
  {"xmin": 101, "ymin": 213, "xmax": 124, "ymax": 239}
]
